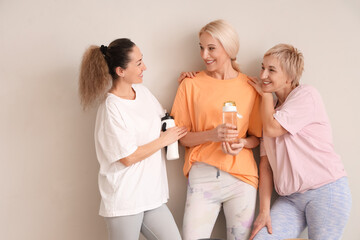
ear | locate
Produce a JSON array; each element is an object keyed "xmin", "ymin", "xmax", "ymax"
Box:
[
  {"xmin": 115, "ymin": 66, "xmax": 125, "ymax": 78},
  {"xmin": 285, "ymin": 75, "xmax": 293, "ymax": 85}
]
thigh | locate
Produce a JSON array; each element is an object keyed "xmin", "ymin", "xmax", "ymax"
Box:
[
  {"xmin": 141, "ymin": 204, "xmax": 181, "ymax": 240},
  {"xmin": 104, "ymin": 213, "xmax": 143, "ymax": 240},
  {"xmin": 223, "ymin": 180, "xmax": 257, "ymax": 240},
  {"xmin": 306, "ymin": 177, "xmax": 352, "ymax": 240},
  {"xmin": 254, "ymin": 196, "xmax": 306, "ymax": 240},
  {"xmin": 183, "ymin": 165, "xmax": 222, "ymax": 240}
]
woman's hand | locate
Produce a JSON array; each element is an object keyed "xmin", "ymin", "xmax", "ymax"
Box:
[
  {"xmin": 221, "ymin": 138, "xmax": 246, "ymax": 155},
  {"xmin": 177, "ymin": 72, "xmax": 198, "ymax": 84},
  {"xmin": 211, "ymin": 123, "xmax": 238, "ymax": 142},
  {"xmin": 160, "ymin": 126, "xmax": 187, "ymax": 147},
  {"xmin": 248, "ymin": 76, "xmax": 264, "ymax": 96},
  {"xmin": 249, "ymin": 211, "xmax": 273, "ymax": 240}
]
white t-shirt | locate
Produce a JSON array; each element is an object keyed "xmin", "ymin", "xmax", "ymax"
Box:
[
  {"xmin": 94, "ymin": 84, "xmax": 169, "ymax": 217},
  {"xmin": 260, "ymin": 85, "xmax": 346, "ymax": 196}
]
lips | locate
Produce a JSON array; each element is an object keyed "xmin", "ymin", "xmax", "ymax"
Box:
[{"xmin": 205, "ymin": 60, "xmax": 215, "ymax": 65}]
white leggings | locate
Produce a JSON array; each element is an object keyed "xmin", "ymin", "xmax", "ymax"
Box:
[
  {"xmin": 105, "ymin": 204, "xmax": 181, "ymax": 240},
  {"xmin": 183, "ymin": 162, "xmax": 257, "ymax": 240}
]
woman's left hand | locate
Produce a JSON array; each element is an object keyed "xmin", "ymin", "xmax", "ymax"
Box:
[
  {"xmin": 248, "ymin": 76, "xmax": 264, "ymax": 96},
  {"xmin": 221, "ymin": 138, "xmax": 246, "ymax": 156}
]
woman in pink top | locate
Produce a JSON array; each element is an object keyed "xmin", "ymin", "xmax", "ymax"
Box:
[{"xmin": 243, "ymin": 44, "xmax": 352, "ymax": 240}]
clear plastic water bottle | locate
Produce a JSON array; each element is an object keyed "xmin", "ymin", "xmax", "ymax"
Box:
[
  {"xmin": 222, "ymin": 101, "xmax": 238, "ymax": 130},
  {"xmin": 161, "ymin": 112, "xmax": 179, "ymax": 160}
]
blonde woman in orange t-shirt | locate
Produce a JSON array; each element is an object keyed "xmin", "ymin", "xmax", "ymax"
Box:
[{"xmin": 171, "ymin": 19, "xmax": 262, "ymax": 240}]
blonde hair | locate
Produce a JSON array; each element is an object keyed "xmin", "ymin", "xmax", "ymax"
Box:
[
  {"xmin": 199, "ymin": 19, "xmax": 240, "ymax": 72},
  {"xmin": 78, "ymin": 38, "xmax": 135, "ymax": 109},
  {"xmin": 264, "ymin": 43, "xmax": 304, "ymax": 87}
]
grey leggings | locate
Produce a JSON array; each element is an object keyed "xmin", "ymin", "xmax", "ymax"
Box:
[
  {"xmin": 105, "ymin": 204, "xmax": 182, "ymax": 240},
  {"xmin": 254, "ymin": 177, "xmax": 352, "ymax": 240}
]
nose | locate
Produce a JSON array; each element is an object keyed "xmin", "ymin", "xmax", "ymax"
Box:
[
  {"xmin": 260, "ymin": 69, "xmax": 267, "ymax": 80},
  {"xmin": 142, "ymin": 62, "xmax": 147, "ymax": 71},
  {"xmin": 200, "ymin": 49, "xmax": 208, "ymax": 60}
]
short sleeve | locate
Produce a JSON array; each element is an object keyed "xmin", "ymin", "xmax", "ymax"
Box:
[
  {"xmin": 248, "ymin": 93, "xmax": 263, "ymax": 137},
  {"xmin": 97, "ymin": 102, "xmax": 138, "ymax": 164},
  {"xmin": 273, "ymin": 87, "xmax": 315, "ymax": 135},
  {"xmin": 170, "ymin": 80, "xmax": 192, "ymax": 130}
]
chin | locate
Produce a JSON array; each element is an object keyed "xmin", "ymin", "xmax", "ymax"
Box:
[{"xmin": 262, "ymin": 86, "xmax": 273, "ymax": 93}]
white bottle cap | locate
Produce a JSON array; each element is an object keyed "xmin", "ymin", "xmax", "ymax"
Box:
[
  {"xmin": 223, "ymin": 105, "xmax": 237, "ymax": 112},
  {"xmin": 223, "ymin": 101, "xmax": 237, "ymax": 112}
]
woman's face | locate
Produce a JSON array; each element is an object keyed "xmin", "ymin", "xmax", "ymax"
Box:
[
  {"xmin": 260, "ymin": 55, "xmax": 292, "ymax": 93},
  {"xmin": 121, "ymin": 45, "xmax": 147, "ymax": 84},
  {"xmin": 199, "ymin": 32, "xmax": 230, "ymax": 73}
]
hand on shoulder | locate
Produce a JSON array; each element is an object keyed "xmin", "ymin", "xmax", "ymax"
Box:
[{"xmin": 177, "ymin": 71, "xmax": 199, "ymax": 84}]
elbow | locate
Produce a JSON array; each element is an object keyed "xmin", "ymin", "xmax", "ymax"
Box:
[
  {"xmin": 119, "ymin": 157, "xmax": 132, "ymax": 167},
  {"xmin": 179, "ymin": 138, "xmax": 186, "ymax": 147},
  {"xmin": 263, "ymin": 127, "xmax": 281, "ymax": 138},
  {"xmin": 179, "ymin": 135, "xmax": 192, "ymax": 147},
  {"xmin": 263, "ymin": 128, "xmax": 274, "ymax": 137}
]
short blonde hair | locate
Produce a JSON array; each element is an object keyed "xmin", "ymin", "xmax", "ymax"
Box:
[
  {"xmin": 199, "ymin": 19, "xmax": 240, "ymax": 72},
  {"xmin": 264, "ymin": 43, "xmax": 304, "ymax": 87}
]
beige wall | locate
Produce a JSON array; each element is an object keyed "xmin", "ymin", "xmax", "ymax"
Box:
[{"xmin": 1, "ymin": 0, "xmax": 359, "ymax": 239}]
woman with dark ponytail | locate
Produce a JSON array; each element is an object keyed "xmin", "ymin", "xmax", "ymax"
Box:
[{"xmin": 79, "ymin": 38, "xmax": 186, "ymax": 240}]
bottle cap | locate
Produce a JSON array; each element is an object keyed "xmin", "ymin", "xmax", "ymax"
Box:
[
  {"xmin": 161, "ymin": 112, "xmax": 174, "ymax": 121},
  {"xmin": 223, "ymin": 101, "xmax": 237, "ymax": 112}
]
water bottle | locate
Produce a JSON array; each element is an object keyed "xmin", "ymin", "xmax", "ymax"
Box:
[
  {"xmin": 222, "ymin": 101, "xmax": 242, "ymax": 143},
  {"xmin": 222, "ymin": 101, "xmax": 238, "ymax": 129},
  {"xmin": 161, "ymin": 112, "xmax": 179, "ymax": 160}
]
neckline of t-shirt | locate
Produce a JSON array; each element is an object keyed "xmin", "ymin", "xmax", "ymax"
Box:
[
  {"xmin": 275, "ymin": 85, "xmax": 304, "ymax": 109},
  {"xmin": 200, "ymin": 71, "xmax": 243, "ymax": 82},
  {"xmin": 107, "ymin": 86, "xmax": 138, "ymax": 102}
]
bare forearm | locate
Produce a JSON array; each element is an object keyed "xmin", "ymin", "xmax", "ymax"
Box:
[
  {"xmin": 120, "ymin": 138, "xmax": 165, "ymax": 167},
  {"xmin": 261, "ymin": 93, "xmax": 286, "ymax": 137},
  {"xmin": 179, "ymin": 130, "xmax": 213, "ymax": 147},
  {"xmin": 243, "ymin": 135, "xmax": 260, "ymax": 149},
  {"xmin": 258, "ymin": 156, "xmax": 274, "ymax": 213}
]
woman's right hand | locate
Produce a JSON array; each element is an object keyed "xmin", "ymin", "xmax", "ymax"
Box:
[
  {"xmin": 160, "ymin": 126, "xmax": 187, "ymax": 147},
  {"xmin": 177, "ymin": 72, "xmax": 198, "ymax": 84},
  {"xmin": 247, "ymin": 76, "xmax": 264, "ymax": 96},
  {"xmin": 249, "ymin": 211, "xmax": 273, "ymax": 240},
  {"xmin": 211, "ymin": 123, "xmax": 238, "ymax": 142}
]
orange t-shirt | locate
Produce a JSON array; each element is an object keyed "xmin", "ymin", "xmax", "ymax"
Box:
[{"xmin": 170, "ymin": 71, "xmax": 262, "ymax": 188}]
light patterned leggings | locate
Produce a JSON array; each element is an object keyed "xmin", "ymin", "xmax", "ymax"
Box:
[
  {"xmin": 254, "ymin": 177, "xmax": 352, "ymax": 240},
  {"xmin": 183, "ymin": 162, "xmax": 257, "ymax": 240}
]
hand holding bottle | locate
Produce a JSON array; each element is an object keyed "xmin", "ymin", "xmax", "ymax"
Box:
[
  {"xmin": 161, "ymin": 112, "xmax": 187, "ymax": 160},
  {"xmin": 211, "ymin": 123, "xmax": 238, "ymax": 142},
  {"xmin": 221, "ymin": 138, "xmax": 247, "ymax": 156}
]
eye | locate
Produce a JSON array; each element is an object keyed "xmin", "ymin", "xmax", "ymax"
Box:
[
  {"xmin": 261, "ymin": 66, "xmax": 265, "ymax": 70},
  {"xmin": 209, "ymin": 47, "xmax": 215, "ymax": 51},
  {"xmin": 200, "ymin": 46, "xmax": 204, "ymax": 50}
]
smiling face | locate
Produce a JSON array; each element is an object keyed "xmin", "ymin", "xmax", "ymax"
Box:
[
  {"xmin": 119, "ymin": 45, "xmax": 147, "ymax": 84},
  {"xmin": 260, "ymin": 55, "xmax": 293, "ymax": 96},
  {"xmin": 199, "ymin": 32, "xmax": 231, "ymax": 73}
]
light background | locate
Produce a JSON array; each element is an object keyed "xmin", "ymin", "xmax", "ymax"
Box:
[{"xmin": 1, "ymin": 0, "xmax": 359, "ymax": 239}]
